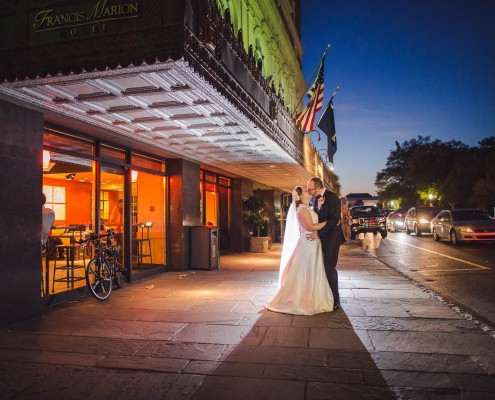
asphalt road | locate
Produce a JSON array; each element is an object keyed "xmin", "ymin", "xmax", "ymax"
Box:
[{"xmin": 370, "ymin": 231, "xmax": 495, "ymax": 328}]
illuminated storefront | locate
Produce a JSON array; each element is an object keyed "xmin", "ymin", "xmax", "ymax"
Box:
[{"xmin": 0, "ymin": 0, "xmax": 333, "ymax": 325}]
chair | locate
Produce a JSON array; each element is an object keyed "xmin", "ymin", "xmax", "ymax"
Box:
[
  {"xmin": 52, "ymin": 225, "xmax": 87, "ymax": 292},
  {"xmin": 133, "ymin": 222, "xmax": 152, "ymax": 265}
]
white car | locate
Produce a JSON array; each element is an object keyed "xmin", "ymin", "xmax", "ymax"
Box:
[{"xmin": 430, "ymin": 209, "xmax": 495, "ymax": 244}]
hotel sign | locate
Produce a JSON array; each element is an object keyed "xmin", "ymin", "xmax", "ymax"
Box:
[{"xmin": 28, "ymin": 0, "xmax": 143, "ymax": 45}]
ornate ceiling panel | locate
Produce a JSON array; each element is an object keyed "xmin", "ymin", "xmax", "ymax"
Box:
[{"xmin": 0, "ymin": 59, "xmax": 319, "ymax": 192}]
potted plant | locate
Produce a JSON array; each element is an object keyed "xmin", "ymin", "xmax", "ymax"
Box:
[{"xmin": 244, "ymin": 195, "xmax": 269, "ymax": 252}]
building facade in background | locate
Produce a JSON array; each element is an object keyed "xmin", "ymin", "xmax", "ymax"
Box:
[{"xmin": 0, "ymin": 0, "xmax": 333, "ymax": 325}]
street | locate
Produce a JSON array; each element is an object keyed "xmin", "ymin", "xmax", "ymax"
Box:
[{"xmin": 372, "ymin": 231, "xmax": 495, "ymax": 328}]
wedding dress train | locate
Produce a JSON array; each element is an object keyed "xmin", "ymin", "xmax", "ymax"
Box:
[{"xmin": 266, "ymin": 204, "xmax": 334, "ymax": 315}]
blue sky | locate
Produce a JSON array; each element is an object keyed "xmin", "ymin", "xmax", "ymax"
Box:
[{"xmin": 300, "ymin": 0, "xmax": 495, "ymax": 196}]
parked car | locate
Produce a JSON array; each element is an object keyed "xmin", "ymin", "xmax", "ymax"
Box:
[
  {"xmin": 382, "ymin": 209, "xmax": 395, "ymax": 217},
  {"xmin": 386, "ymin": 208, "xmax": 408, "ymax": 232},
  {"xmin": 350, "ymin": 206, "xmax": 387, "ymax": 239},
  {"xmin": 430, "ymin": 208, "xmax": 495, "ymax": 244},
  {"xmin": 405, "ymin": 206, "xmax": 437, "ymax": 236}
]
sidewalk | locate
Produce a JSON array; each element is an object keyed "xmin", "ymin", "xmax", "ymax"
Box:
[{"xmin": 1, "ymin": 243, "xmax": 494, "ymax": 399}]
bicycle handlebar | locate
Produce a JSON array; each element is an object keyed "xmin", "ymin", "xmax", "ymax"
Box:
[{"xmin": 73, "ymin": 229, "xmax": 117, "ymax": 245}]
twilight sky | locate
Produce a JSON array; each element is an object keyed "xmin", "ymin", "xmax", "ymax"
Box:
[{"xmin": 300, "ymin": 0, "xmax": 495, "ymax": 196}]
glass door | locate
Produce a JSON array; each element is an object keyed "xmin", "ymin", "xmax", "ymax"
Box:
[
  {"xmin": 100, "ymin": 166, "xmax": 125, "ymax": 268},
  {"xmin": 131, "ymin": 169, "xmax": 166, "ymax": 273}
]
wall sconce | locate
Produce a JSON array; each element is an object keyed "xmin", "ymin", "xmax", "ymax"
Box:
[
  {"xmin": 131, "ymin": 170, "xmax": 138, "ymax": 182},
  {"xmin": 66, "ymin": 173, "xmax": 76, "ymax": 180}
]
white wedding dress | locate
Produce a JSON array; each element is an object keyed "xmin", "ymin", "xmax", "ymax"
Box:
[{"xmin": 266, "ymin": 204, "xmax": 334, "ymax": 315}]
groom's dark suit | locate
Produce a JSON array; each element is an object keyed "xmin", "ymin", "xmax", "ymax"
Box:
[{"xmin": 312, "ymin": 189, "xmax": 346, "ymax": 306}]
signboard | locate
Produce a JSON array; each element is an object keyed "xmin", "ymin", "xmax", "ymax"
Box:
[{"xmin": 28, "ymin": 0, "xmax": 143, "ymax": 45}]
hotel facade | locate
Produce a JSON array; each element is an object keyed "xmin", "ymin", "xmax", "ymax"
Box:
[{"xmin": 0, "ymin": 0, "xmax": 332, "ymax": 325}]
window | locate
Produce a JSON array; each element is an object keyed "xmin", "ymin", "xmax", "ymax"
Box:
[{"xmin": 43, "ymin": 185, "xmax": 66, "ymax": 220}]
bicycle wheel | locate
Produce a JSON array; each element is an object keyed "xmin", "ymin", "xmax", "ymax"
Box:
[
  {"xmin": 86, "ymin": 258, "xmax": 112, "ymax": 301},
  {"xmin": 114, "ymin": 270, "xmax": 125, "ymax": 289}
]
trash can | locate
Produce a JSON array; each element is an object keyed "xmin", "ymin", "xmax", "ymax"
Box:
[{"xmin": 190, "ymin": 225, "xmax": 219, "ymax": 270}]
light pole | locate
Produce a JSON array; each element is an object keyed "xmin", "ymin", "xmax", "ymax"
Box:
[{"xmin": 428, "ymin": 194, "xmax": 434, "ymax": 207}]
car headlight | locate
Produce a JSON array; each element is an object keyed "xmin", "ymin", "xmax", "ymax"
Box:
[
  {"xmin": 419, "ymin": 218, "xmax": 429, "ymax": 224},
  {"xmin": 459, "ymin": 226, "xmax": 473, "ymax": 233}
]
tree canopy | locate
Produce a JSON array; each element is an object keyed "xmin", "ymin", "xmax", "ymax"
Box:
[{"xmin": 375, "ymin": 136, "xmax": 495, "ymax": 213}]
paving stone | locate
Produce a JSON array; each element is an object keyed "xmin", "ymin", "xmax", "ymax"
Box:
[
  {"xmin": 33, "ymin": 350, "xmax": 103, "ymax": 366},
  {"xmin": 261, "ymin": 326, "xmax": 309, "ymax": 347},
  {"xmin": 306, "ymin": 381, "xmax": 396, "ymax": 400},
  {"xmin": 368, "ymin": 331, "xmax": 495, "ymax": 356},
  {"xmin": 309, "ymin": 328, "xmax": 369, "ymax": 351},
  {"xmin": 370, "ymin": 352, "xmax": 488, "ymax": 374},
  {"xmin": 136, "ymin": 341, "xmax": 228, "ymax": 361},
  {"xmin": 263, "ymin": 363, "xmax": 363, "ymax": 384},
  {"xmin": 398, "ymin": 317, "xmax": 481, "ymax": 333},
  {"xmin": 190, "ymin": 375, "xmax": 305, "ymax": 400},
  {"xmin": 238, "ymin": 310, "xmax": 293, "ymax": 327},
  {"xmin": 137, "ymin": 309, "xmax": 246, "ymax": 324},
  {"xmin": 451, "ymin": 372, "xmax": 495, "ymax": 393},
  {"xmin": 14, "ymin": 333, "xmax": 149, "ymax": 356},
  {"xmin": 16, "ymin": 367, "xmax": 205, "ymax": 400},
  {"xmin": 0, "ymin": 361, "xmax": 61, "ymax": 400},
  {"xmin": 172, "ymin": 323, "xmax": 257, "ymax": 345},
  {"xmin": 219, "ymin": 344, "xmax": 327, "ymax": 366},
  {"xmin": 183, "ymin": 360, "xmax": 265, "ymax": 377},
  {"xmin": 186, "ymin": 299, "xmax": 240, "ymax": 313},
  {"xmin": 323, "ymin": 349, "xmax": 381, "ymax": 369},
  {"xmin": 96, "ymin": 354, "xmax": 188, "ymax": 372},
  {"xmin": 292, "ymin": 312, "xmax": 353, "ymax": 329},
  {"xmin": 366, "ymin": 369, "xmax": 458, "ymax": 389},
  {"xmin": 346, "ymin": 316, "xmax": 405, "ymax": 331}
]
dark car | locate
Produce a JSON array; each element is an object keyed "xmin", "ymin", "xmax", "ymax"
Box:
[
  {"xmin": 431, "ymin": 208, "xmax": 495, "ymax": 244},
  {"xmin": 386, "ymin": 208, "xmax": 408, "ymax": 232},
  {"xmin": 350, "ymin": 206, "xmax": 387, "ymax": 239},
  {"xmin": 405, "ymin": 206, "xmax": 437, "ymax": 236}
]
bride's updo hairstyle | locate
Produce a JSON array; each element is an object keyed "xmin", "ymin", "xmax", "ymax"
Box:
[{"xmin": 292, "ymin": 186, "xmax": 303, "ymax": 207}]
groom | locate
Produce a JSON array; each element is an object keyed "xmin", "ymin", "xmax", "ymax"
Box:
[{"xmin": 306, "ymin": 177, "xmax": 346, "ymax": 310}]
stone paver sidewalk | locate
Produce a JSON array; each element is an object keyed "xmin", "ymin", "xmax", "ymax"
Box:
[{"xmin": 0, "ymin": 243, "xmax": 494, "ymax": 399}]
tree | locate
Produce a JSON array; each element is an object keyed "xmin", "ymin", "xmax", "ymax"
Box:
[
  {"xmin": 243, "ymin": 195, "xmax": 267, "ymax": 237},
  {"xmin": 375, "ymin": 135, "xmax": 495, "ymax": 210}
]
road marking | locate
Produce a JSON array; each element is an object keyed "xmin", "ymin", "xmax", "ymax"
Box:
[{"xmin": 388, "ymin": 238, "xmax": 491, "ymax": 270}]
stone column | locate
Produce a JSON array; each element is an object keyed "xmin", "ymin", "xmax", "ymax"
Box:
[
  {"xmin": 167, "ymin": 159, "xmax": 201, "ymax": 271},
  {"xmin": 0, "ymin": 99, "xmax": 43, "ymax": 326}
]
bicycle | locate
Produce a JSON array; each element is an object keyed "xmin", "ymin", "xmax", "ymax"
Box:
[{"xmin": 80, "ymin": 229, "xmax": 125, "ymax": 301}]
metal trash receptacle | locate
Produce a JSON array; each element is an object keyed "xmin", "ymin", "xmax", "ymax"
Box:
[{"xmin": 190, "ymin": 226, "xmax": 219, "ymax": 270}]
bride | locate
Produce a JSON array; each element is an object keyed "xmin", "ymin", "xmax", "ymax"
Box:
[{"xmin": 266, "ymin": 186, "xmax": 334, "ymax": 315}]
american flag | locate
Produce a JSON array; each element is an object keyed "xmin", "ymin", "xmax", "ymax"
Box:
[{"xmin": 295, "ymin": 59, "xmax": 325, "ymax": 132}]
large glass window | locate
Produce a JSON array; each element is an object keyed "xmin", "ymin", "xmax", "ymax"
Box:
[
  {"xmin": 42, "ymin": 147, "xmax": 94, "ymax": 296},
  {"xmin": 200, "ymin": 170, "xmax": 231, "ymax": 250},
  {"xmin": 42, "ymin": 129, "xmax": 168, "ymax": 297}
]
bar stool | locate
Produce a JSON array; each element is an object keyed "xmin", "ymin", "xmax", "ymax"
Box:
[
  {"xmin": 52, "ymin": 226, "xmax": 86, "ymax": 292},
  {"xmin": 133, "ymin": 222, "xmax": 152, "ymax": 265}
]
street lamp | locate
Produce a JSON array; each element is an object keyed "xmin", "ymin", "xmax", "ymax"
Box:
[{"xmin": 428, "ymin": 194, "xmax": 434, "ymax": 207}]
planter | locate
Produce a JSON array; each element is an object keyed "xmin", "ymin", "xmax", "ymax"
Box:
[{"xmin": 250, "ymin": 236, "xmax": 269, "ymax": 253}]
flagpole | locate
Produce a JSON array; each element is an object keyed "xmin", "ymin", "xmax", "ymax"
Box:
[
  {"xmin": 295, "ymin": 44, "xmax": 331, "ymax": 111},
  {"xmin": 316, "ymin": 85, "xmax": 340, "ymax": 126}
]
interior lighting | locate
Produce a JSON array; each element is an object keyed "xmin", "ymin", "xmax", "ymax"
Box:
[
  {"xmin": 43, "ymin": 150, "xmax": 50, "ymax": 169},
  {"xmin": 131, "ymin": 170, "xmax": 138, "ymax": 182}
]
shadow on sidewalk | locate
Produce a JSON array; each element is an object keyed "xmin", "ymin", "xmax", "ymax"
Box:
[{"xmin": 189, "ymin": 307, "xmax": 396, "ymax": 400}]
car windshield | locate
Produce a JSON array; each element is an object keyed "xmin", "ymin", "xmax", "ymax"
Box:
[
  {"xmin": 451, "ymin": 210, "xmax": 491, "ymax": 221},
  {"xmin": 417, "ymin": 209, "xmax": 436, "ymax": 218},
  {"xmin": 351, "ymin": 206, "xmax": 381, "ymax": 216}
]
